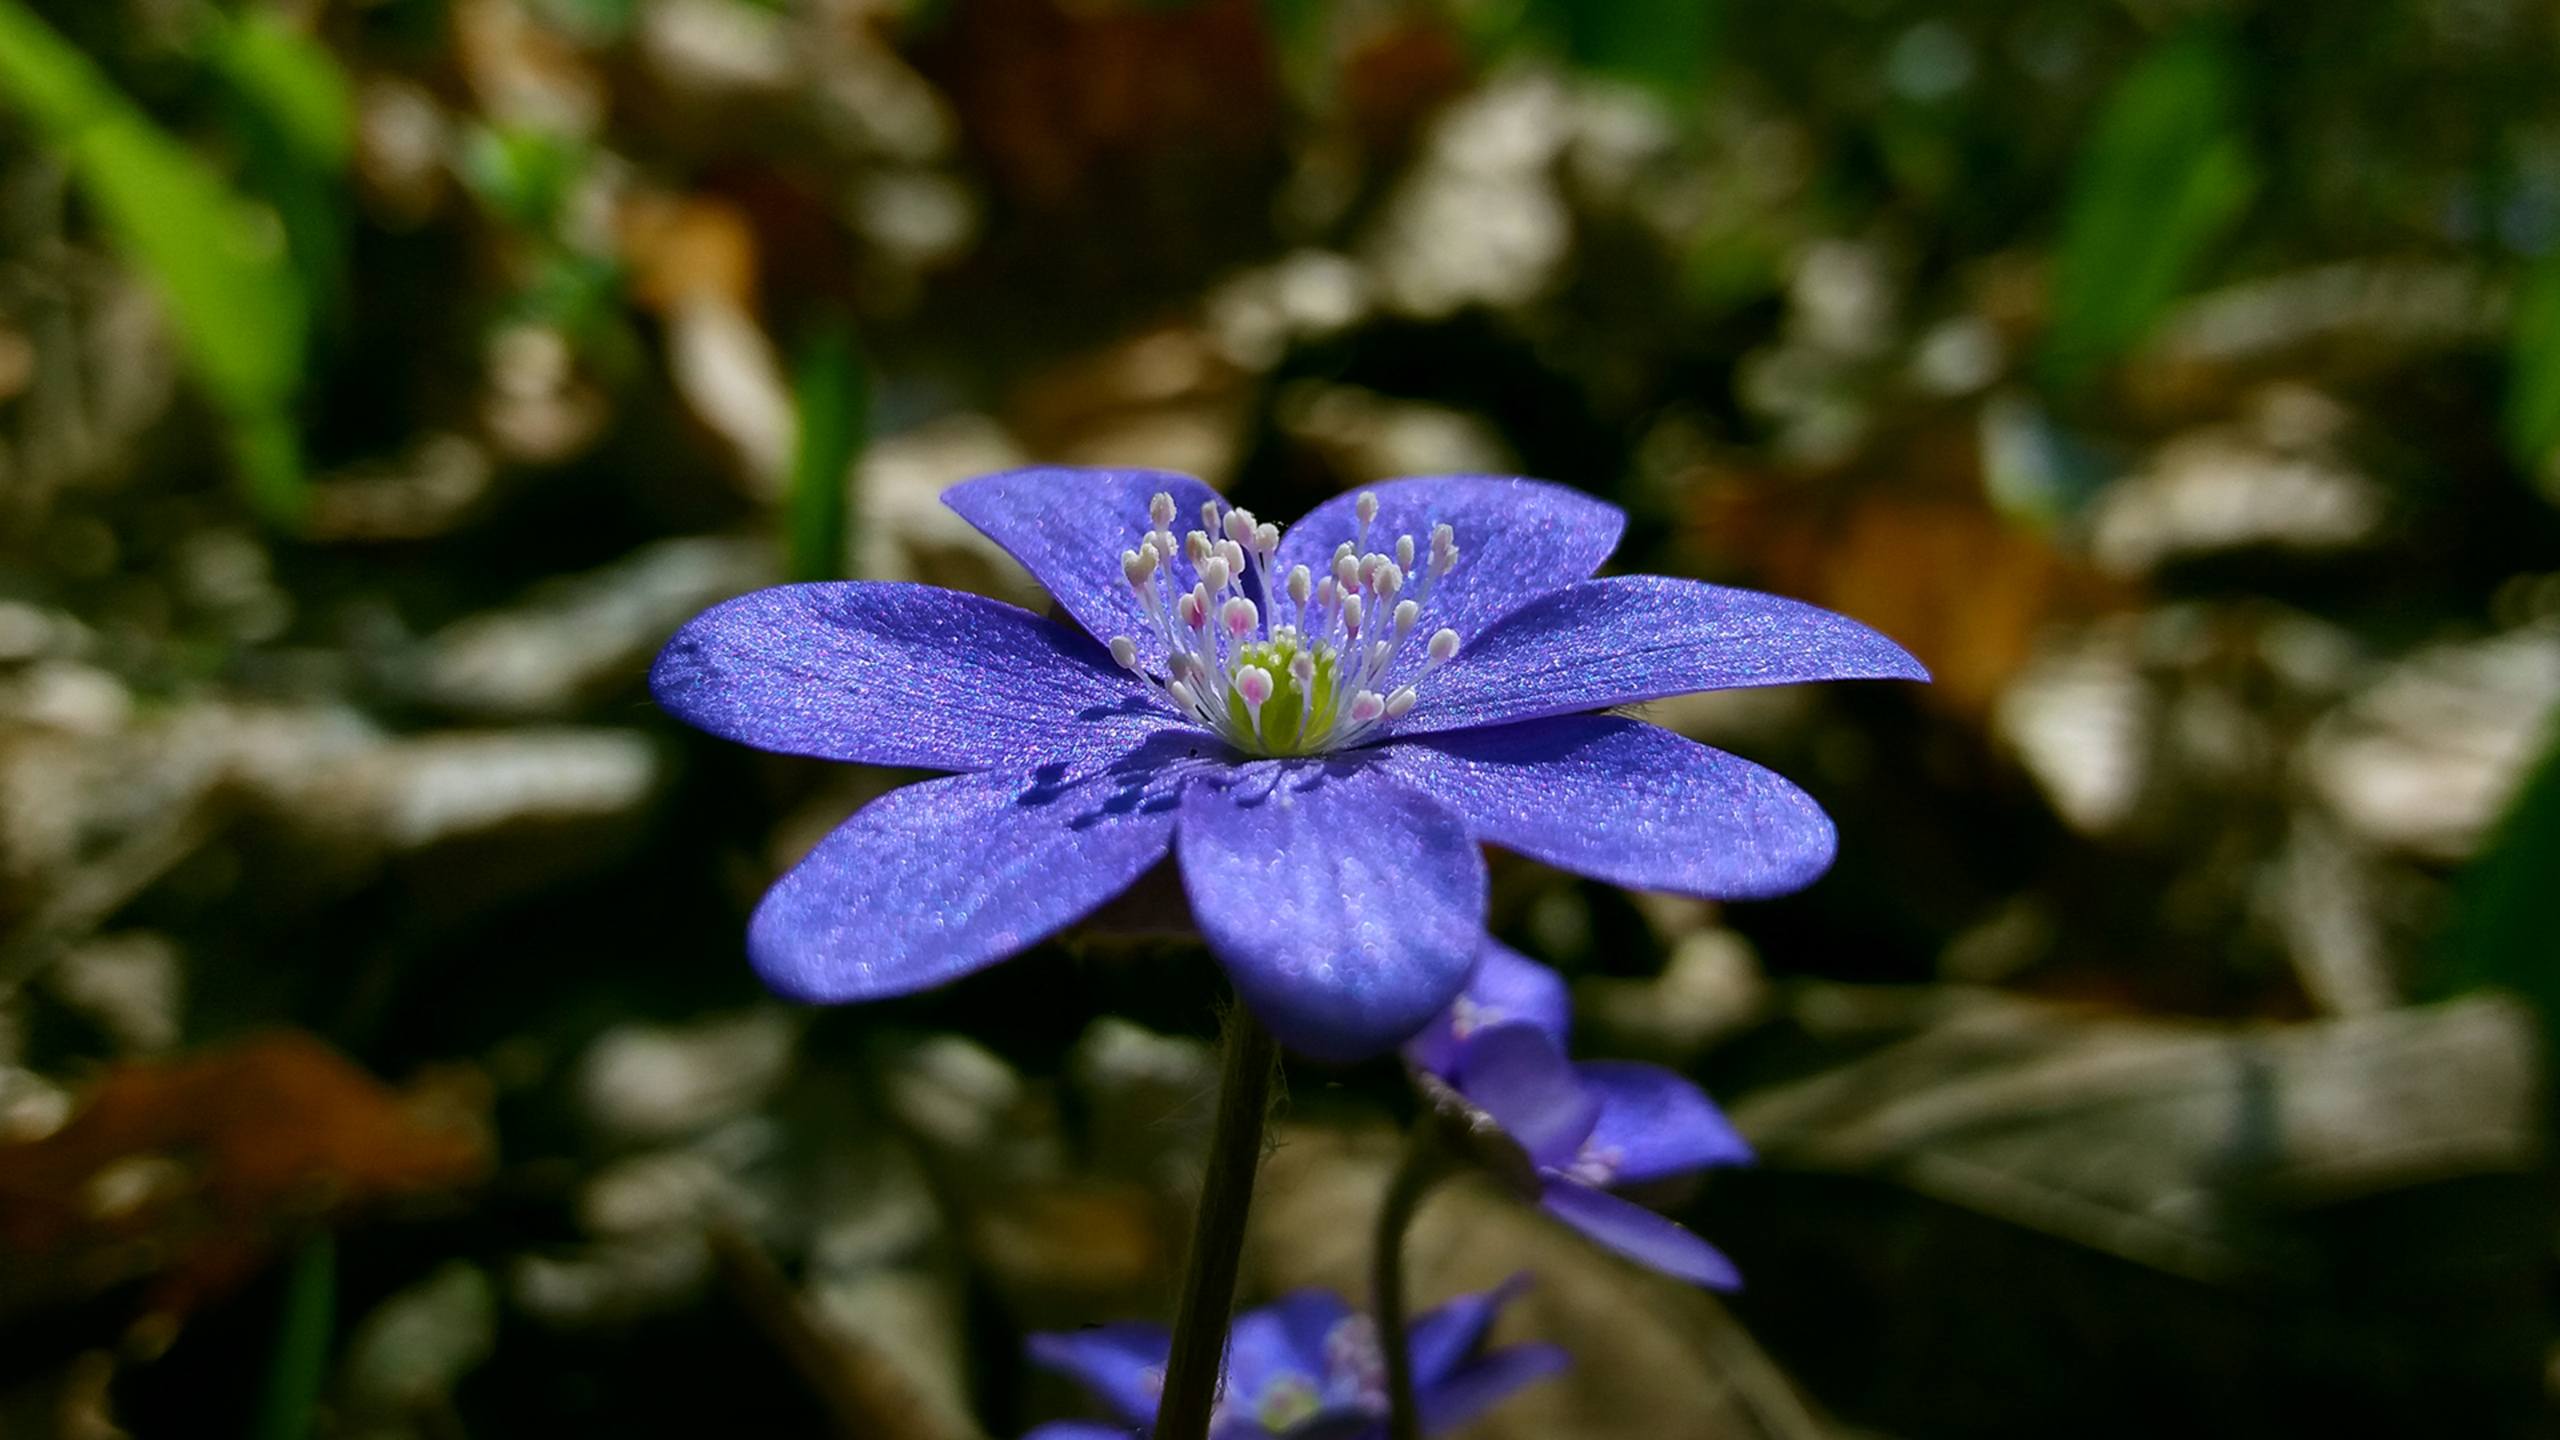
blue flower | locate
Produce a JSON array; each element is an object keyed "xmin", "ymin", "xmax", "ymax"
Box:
[
  {"xmin": 1406, "ymin": 942, "xmax": 1753, "ymax": 1288},
  {"xmin": 1022, "ymin": 1281, "xmax": 1563, "ymax": 1439},
  {"xmin": 651, "ymin": 468, "xmax": 1924, "ymax": 1060}
]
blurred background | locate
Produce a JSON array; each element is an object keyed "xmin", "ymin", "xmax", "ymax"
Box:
[{"xmin": 2, "ymin": 0, "xmax": 2558, "ymax": 1435}]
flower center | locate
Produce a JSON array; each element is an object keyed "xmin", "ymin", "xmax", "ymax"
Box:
[
  {"xmin": 1106, "ymin": 490, "xmax": 1464, "ymax": 757},
  {"xmin": 1251, "ymin": 1374, "xmax": 1323, "ymax": 1431}
]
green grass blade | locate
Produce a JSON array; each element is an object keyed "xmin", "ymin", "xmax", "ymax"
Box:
[
  {"xmin": 0, "ymin": 0, "xmax": 311, "ymax": 525},
  {"xmin": 786, "ymin": 322, "xmax": 868, "ymax": 583},
  {"xmin": 2041, "ymin": 33, "xmax": 2257, "ymax": 394},
  {"xmin": 254, "ymin": 1233, "xmax": 337, "ymax": 1440},
  {"xmin": 2505, "ymin": 252, "xmax": 2560, "ymax": 494}
]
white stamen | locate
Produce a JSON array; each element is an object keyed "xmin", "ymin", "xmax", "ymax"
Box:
[
  {"xmin": 1430, "ymin": 523, "xmax": 1458, "ymax": 576},
  {"xmin": 1108, "ymin": 493, "xmax": 1468, "ymax": 757}
]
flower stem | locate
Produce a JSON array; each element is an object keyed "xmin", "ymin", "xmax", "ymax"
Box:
[
  {"xmin": 1156, "ymin": 999, "xmax": 1280, "ymax": 1440},
  {"xmin": 1372, "ymin": 1119, "xmax": 1452, "ymax": 1440}
]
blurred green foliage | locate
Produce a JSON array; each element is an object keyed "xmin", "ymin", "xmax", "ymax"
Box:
[
  {"xmin": 0, "ymin": 0, "xmax": 324, "ymax": 525},
  {"xmin": 252, "ymin": 1234, "xmax": 336, "ymax": 1440},
  {"xmin": 2042, "ymin": 32, "xmax": 2256, "ymax": 392},
  {"xmin": 2508, "ymin": 252, "xmax": 2560, "ymax": 491},
  {"xmin": 787, "ymin": 323, "xmax": 869, "ymax": 583}
]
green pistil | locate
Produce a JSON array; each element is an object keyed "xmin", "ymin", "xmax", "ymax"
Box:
[
  {"xmin": 1254, "ymin": 1375, "xmax": 1323, "ymax": 1431},
  {"xmin": 1223, "ymin": 633, "xmax": 1340, "ymax": 755}
]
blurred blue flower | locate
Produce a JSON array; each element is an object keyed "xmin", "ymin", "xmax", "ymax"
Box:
[
  {"xmin": 1022, "ymin": 1280, "xmax": 1563, "ymax": 1439},
  {"xmin": 652, "ymin": 468, "xmax": 1923, "ymax": 1060},
  {"xmin": 1406, "ymin": 943, "xmax": 1754, "ymax": 1288}
]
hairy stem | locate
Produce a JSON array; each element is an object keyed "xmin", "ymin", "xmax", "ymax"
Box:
[
  {"xmin": 1156, "ymin": 1001, "xmax": 1280, "ymax": 1440},
  {"xmin": 1372, "ymin": 1120, "xmax": 1451, "ymax": 1440}
]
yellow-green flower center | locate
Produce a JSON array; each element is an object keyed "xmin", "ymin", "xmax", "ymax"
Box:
[{"xmin": 1220, "ymin": 632, "xmax": 1343, "ymax": 756}]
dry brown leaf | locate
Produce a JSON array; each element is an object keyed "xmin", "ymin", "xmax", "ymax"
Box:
[{"xmin": 0, "ymin": 1032, "xmax": 489, "ymax": 1327}]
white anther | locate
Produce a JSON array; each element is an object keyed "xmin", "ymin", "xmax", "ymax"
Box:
[
  {"xmin": 1235, "ymin": 664, "xmax": 1274, "ymax": 708},
  {"xmin": 1430, "ymin": 524, "xmax": 1459, "ymax": 576},
  {"xmin": 1224, "ymin": 508, "xmax": 1258, "ymax": 546},
  {"xmin": 1122, "ymin": 548, "xmax": 1157, "ymax": 589},
  {"xmin": 1374, "ymin": 561, "xmax": 1404, "ymax": 600},
  {"xmin": 1109, "ymin": 636, "xmax": 1139, "ymax": 670},
  {"xmin": 1290, "ymin": 652, "xmax": 1316, "ymax": 684},
  {"xmin": 1427, "ymin": 627, "xmax": 1460, "ymax": 664},
  {"xmin": 1216, "ymin": 538, "xmax": 1246, "ymax": 574},
  {"xmin": 1384, "ymin": 686, "xmax": 1418, "ymax": 719},
  {"xmin": 1399, "ymin": 537, "xmax": 1418, "ymax": 572},
  {"xmin": 1177, "ymin": 591, "xmax": 1207, "ymax": 630},
  {"xmin": 1333, "ymin": 553, "xmax": 1361, "ymax": 590},
  {"xmin": 1314, "ymin": 577, "xmax": 1336, "ymax": 608},
  {"xmin": 1200, "ymin": 556, "xmax": 1233, "ymax": 592},
  {"xmin": 1368, "ymin": 639, "xmax": 1392, "ymax": 671},
  {"xmin": 1348, "ymin": 690, "xmax": 1386, "ymax": 724},
  {"xmin": 1186, "ymin": 532, "xmax": 1212, "ymax": 567},
  {"xmin": 1287, "ymin": 564, "xmax": 1312, "ymax": 606},
  {"xmin": 1220, "ymin": 596, "xmax": 1259, "ymax": 638},
  {"xmin": 1201, "ymin": 501, "xmax": 1222, "ymax": 534},
  {"xmin": 1254, "ymin": 522, "xmax": 1280, "ymax": 555},
  {"xmin": 1394, "ymin": 599, "xmax": 1420, "ymax": 637},
  {"xmin": 1341, "ymin": 593, "xmax": 1365, "ymax": 635},
  {"xmin": 1168, "ymin": 678, "xmax": 1200, "ymax": 713},
  {"xmin": 1355, "ymin": 491, "xmax": 1380, "ymax": 527},
  {"xmin": 1150, "ymin": 492, "xmax": 1178, "ymax": 527}
]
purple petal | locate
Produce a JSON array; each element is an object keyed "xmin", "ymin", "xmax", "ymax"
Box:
[
  {"xmin": 748, "ymin": 738, "xmax": 1202, "ymax": 1002},
  {"xmin": 1176, "ymin": 761, "xmax": 1487, "ymax": 1062},
  {"xmin": 1275, "ymin": 475, "xmax": 1624, "ymax": 663},
  {"xmin": 1402, "ymin": 940, "xmax": 1571, "ymax": 1078},
  {"xmin": 1452, "ymin": 1024, "xmax": 1598, "ymax": 1169},
  {"xmin": 1414, "ymin": 1343, "xmax": 1570, "ymax": 1433},
  {"xmin": 1373, "ymin": 714, "xmax": 1837, "ymax": 900},
  {"xmin": 1575, "ymin": 1061, "xmax": 1752, "ymax": 1185},
  {"xmin": 651, "ymin": 581, "xmax": 1194, "ymax": 770},
  {"xmin": 1404, "ymin": 1275, "xmax": 1529, "ymax": 1386},
  {"xmin": 1222, "ymin": 1289, "xmax": 1349, "ymax": 1407},
  {"xmin": 1395, "ymin": 575, "xmax": 1930, "ymax": 737},
  {"xmin": 1027, "ymin": 1324, "xmax": 1169, "ymax": 1427},
  {"xmin": 1023, "ymin": 1425, "xmax": 1137, "ymax": 1440},
  {"xmin": 944, "ymin": 467, "xmax": 1223, "ymax": 668},
  {"xmin": 1538, "ymin": 1180, "xmax": 1741, "ymax": 1289}
]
